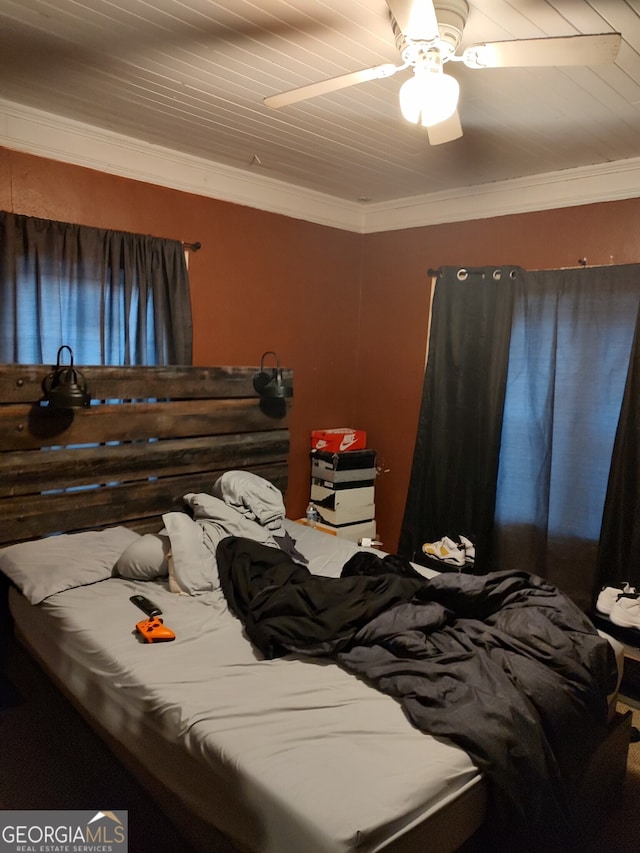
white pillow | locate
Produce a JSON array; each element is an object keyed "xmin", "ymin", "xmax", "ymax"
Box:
[
  {"xmin": 162, "ymin": 511, "xmax": 219, "ymax": 595},
  {"xmin": 0, "ymin": 526, "xmax": 140, "ymax": 605},
  {"xmin": 116, "ymin": 532, "xmax": 171, "ymax": 580}
]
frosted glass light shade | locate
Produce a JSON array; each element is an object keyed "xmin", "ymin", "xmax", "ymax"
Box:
[{"xmin": 399, "ymin": 70, "xmax": 460, "ymax": 127}]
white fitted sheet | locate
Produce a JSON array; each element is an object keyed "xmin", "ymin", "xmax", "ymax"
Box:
[{"xmin": 10, "ymin": 521, "xmax": 486, "ymax": 853}]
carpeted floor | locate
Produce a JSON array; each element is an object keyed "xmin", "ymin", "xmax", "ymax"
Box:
[
  {"xmin": 580, "ymin": 700, "xmax": 640, "ymax": 853},
  {"xmin": 0, "ymin": 638, "xmax": 207, "ymax": 853},
  {"xmin": 1, "ymin": 637, "xmax": 639, "ymax": 853}
]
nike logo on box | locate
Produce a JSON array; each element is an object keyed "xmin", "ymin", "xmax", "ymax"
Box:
[
  {"xmin": 339, "ymin": 435, "xmax": 359, "ymax": 451},
  {"xmin": 311, "ymin": 429, "xmax": 366, "ymax": 452}
]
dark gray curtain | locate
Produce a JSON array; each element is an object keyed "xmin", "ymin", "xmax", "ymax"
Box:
[
  {"xmin": 494, "ymin": 266, "xmax": 640, "ymax": 610},
  {"xmin": 596, "ymin": 293, "xmax": 640, "ymax": 600},
  {"xmin": 398, "ymin": 266, "xmax": 518, "ymax": 572},
  {"xmin": 0, "ymin": 211, "xmax": 192, "ymax": 365},
  {"xmin": 400, "ymin": 262, "xmax": 640, "ymax": 611}
]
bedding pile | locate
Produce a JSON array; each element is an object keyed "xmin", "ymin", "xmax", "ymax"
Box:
[
  {"xmin": 216, "ymin": 535, "xmax": 617, "ymax": 852},
  {"xmin": 0, "ymin": 470, "xmax": 619, "ymax": 853}
]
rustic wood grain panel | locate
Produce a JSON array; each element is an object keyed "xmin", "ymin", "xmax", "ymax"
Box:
[
  {"xmin": 0, "ymin": 431, "xmax": 289, "ymax": 498},
  {"xmin": 0, "ymin": 398, "xmax": 290, "ymax": 451},
  {"xmin": 0, "ymin": 364, "xmax": 292, "ymax": 403},
  {"xmin": 1, "ymin": 463, "xmax": 288, "ymax": 544},
  {"xmin": 0, "ymin": 363, "xmax": 292, "ymax": 545}
]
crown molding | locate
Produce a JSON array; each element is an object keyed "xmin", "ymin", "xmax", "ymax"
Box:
[
  {"xmin": 1, "ymin": 98, "xmax": 639, "ymax": 235},
  {"xmin": 362, "ymin": 156, "xmax": 640, "ymax": 232},
  {"xmin": 0, "ymin": 99, "xmax": 365, "ymax": 233}
]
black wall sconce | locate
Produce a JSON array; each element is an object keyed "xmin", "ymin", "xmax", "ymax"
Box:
[
  {"xmin": 253, "ymin": 351, "xmax": 293, "ymax": 400},
  {"xmin": 42, "ymin": 345, "xmax": 91, "ymax": 409},
  {"xmin": 253, "ymin": 352, "xmax": 292, "ymax": 418}
]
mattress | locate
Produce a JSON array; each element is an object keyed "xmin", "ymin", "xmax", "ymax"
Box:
[{"xmin": 8, "ymin": 522, "xmax": 487, "ymax": 853}]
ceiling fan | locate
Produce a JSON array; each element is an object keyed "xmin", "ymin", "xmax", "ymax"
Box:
[{"xmin": 264, "ymin": 0, "xmax": 621, "ymax": 146}]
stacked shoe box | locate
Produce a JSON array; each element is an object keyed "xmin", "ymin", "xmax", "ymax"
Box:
[{"xmin": 310, "ymin": 448, "xmax": 377, "ymax": 543}]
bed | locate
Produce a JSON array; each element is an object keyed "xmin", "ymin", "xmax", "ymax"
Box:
[{"xmin": 0, "ymin": 362, "xmax": 631, "ymax": 853}]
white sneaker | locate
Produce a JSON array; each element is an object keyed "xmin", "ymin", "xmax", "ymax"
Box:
[
  {"xmin": 610, "ymin": 594, "xmax": 640, "ymax": 629},
  {"xmin": 459, "ymin": 534, "xmax": 475, "ymax": 564},
  {"xmin": 422, "ymin": 536, "xmax": 466, "ymax": 567},
  {"xmin": 596, "ymin": 583, "xmax": 635, "ymax": 615}
]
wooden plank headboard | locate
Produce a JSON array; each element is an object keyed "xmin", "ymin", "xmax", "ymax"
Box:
[{"xmin": 0, "ymin": 364, "xmax": 292, "ymax": 546}]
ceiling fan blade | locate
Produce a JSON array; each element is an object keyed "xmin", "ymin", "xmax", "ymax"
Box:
[
  {"xmin": 264, "ymin": 63, "xmax": 400, "ymax": 109},
  {"xmin": 427, "ymin": 110, "xmax": 463, "ymax": 145},
  {"xmin": 463, "ymin": 32, "xmax": 621, "ymax": 69},
  {"xmin": 386, "ymin": 0, "xmax": 439, "ymax": 42}
]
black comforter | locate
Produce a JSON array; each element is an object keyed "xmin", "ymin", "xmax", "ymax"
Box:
[{"xmin": 216, "ymin": 536, "xmax": 617, "ymax": 851}]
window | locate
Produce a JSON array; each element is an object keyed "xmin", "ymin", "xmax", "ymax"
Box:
[
  {"xmin": 400, "ymin": 263, "xmax": 640, "ymax": 609},
  {"xmin": 0, "ymin": 211, "xmax": 192, "ymax": 365},
  {"xmin": 496, "ymin": 274, "xmax": 639, "ymax": 541}
]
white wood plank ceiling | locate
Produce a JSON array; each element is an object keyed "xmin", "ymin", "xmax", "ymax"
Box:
[{"xmin": 0, "ymin": 0, "xmax": 639, "ymax": 204}]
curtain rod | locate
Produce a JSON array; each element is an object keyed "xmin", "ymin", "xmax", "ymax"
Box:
[
  {"xmin": 429, "ymin": 267, "xmax": 499, "ymax": 277},
  {"xmin": 429, "ymin": 260, "xmax": 591, "ymax": 278},
  {"xmin": 428, "ymin": 266, "xmax": 521, "ymax": 280},
  {"xmin": 183, "ymin": 241, "xmax": 202, "ymax": 252}
]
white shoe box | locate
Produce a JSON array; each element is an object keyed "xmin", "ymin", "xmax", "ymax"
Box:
[
  {"xmin": 315, "ymin": 503, "xmax": 375, "ymax": 526},
  {"xmin": 311, "ymin": 449, "xmax": 377, "ymax": 484},
  {"xmin": 310, "ymin": 482, "xmax": 375, "ymax": 511},
  {"xmin": 293, "ymin": 518, "xmax": 377, "ymax": 544},
  {"xmin": 311, "ymin": 461, "xmax": 377, "ymax": 484},
  {"xmin": 331, "ymin": 519, "xmax": 377, "ymax": 544}
]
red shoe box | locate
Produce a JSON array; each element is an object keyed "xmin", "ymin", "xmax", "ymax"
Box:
[{"xmin": 311, "ymin": 428, "xmax": 366, "ymax": 453}]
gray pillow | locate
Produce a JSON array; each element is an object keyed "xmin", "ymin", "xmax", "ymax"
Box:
[
  {"xmin": 115, "ymin": 532, "xmax": 171, "ymax": 580},
  {"xmin": 162, "ymin": 511, "xmax": 219, "ymax": 595},
  {"xmin": 0, "ymin": 526, "xmax": 140, "ymax": 605}
]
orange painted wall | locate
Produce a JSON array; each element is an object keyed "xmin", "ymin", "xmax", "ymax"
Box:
[
  {"xmin": 359, "ymin": 200, "xmax": 640, "ymax": 550},
  {"xmin": 4, "ymin": 145, "xmax": 640, "ymax": 552},
  {"xmin": 0, "ymin": 146, "xmax": 363, "ymax": 520}
]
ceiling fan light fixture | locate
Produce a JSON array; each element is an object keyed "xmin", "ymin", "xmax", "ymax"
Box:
[
  {"xmin": 263, "ymin": 0, "xmax": 620, "ymax": 148},
  {"xmin": 399, "ymin": 66, "xmax": 459, "ymax": 127}
]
